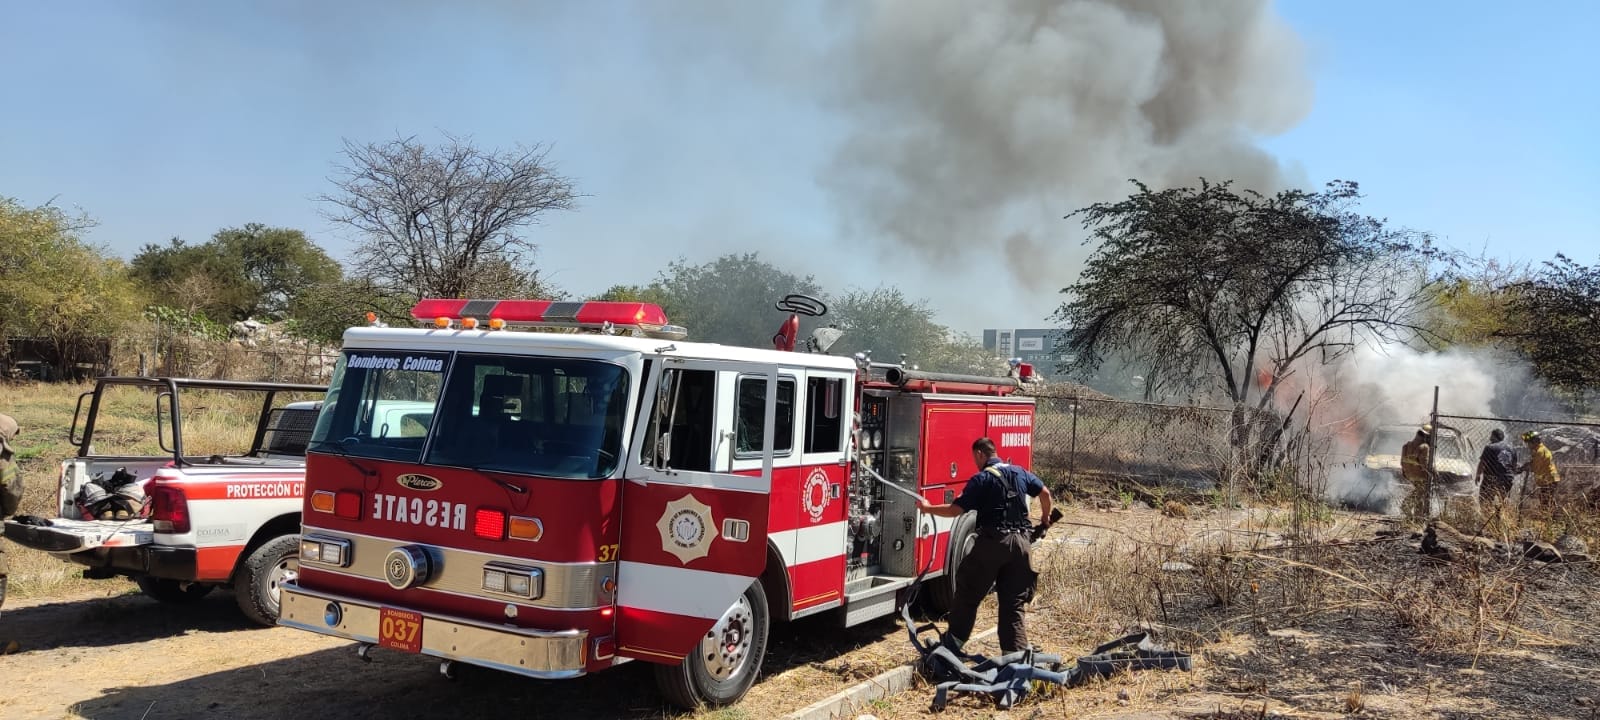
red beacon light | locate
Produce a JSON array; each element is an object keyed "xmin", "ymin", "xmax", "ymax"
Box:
[{"xmin": 408, "ymin": 298, "xmax": 688, "ymax": 340}]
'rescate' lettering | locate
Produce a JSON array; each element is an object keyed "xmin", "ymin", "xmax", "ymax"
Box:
[{"xmin": 370, "ymin": 492, "xmax": 467, "ymax": 530}]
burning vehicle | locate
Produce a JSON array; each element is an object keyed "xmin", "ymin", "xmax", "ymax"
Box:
[{"xmin": 1336, "ymin": 423, "xmax": 1476, "ymax": 517}]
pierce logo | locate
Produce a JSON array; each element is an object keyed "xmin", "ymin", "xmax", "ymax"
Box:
[{"xmin": 395, "ymin": 474, "xmax": 442, "ymax": 492}]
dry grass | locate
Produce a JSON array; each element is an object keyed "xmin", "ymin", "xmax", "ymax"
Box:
[{"xmin": 870, "ymin": 488, "xmax": 1600, "ymax": 719}]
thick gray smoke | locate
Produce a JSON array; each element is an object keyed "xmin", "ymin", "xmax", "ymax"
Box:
[{"xmin": 819, "ymin": 0, "xmax": 1314, "ymax": 297}]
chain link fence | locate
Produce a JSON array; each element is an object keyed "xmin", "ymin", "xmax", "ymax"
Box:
[
  {"xmin": 1433, "ymin": 404, "xmax": 1600, "ymax": 509},
  {"xmin": 1028, "ymin": 391, "xmax": 1239, "ymax": 492}
]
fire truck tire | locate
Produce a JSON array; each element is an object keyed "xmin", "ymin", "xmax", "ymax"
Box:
[
  {"xmin": 234, "ymin": 534, "xmax": 299, "ymax": 626},
  {"xmin": 923, "ymin": 513, "xmax": 977, "ymax": 614},
  {"xmin": 653, "ymin": 578, "xmax": 769, "ymax": 710},
  {"xmin": 137, "ymin": 576, "xmax": 213, "ymax": 604}
]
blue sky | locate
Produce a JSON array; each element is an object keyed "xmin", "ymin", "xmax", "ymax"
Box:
[{"xmin": 1, "ymin": 1, "xmax": 1594, "ymax": 335}]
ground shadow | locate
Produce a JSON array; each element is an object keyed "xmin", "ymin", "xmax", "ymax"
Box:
[
  {"xmin": 49, "ymin": 597, "xmax": 912, "ymax": 719},
  {"xmin": 1, "ymin": 590, "xmax": 265, "ymax": 652}
]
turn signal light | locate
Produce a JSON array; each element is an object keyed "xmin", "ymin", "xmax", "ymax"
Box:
[
  {"xmin": 310, "ymin": 490, "xmax": 336, "ymax": 514},
  {"xmin": 461, "ymin": 317, "xmax": 479, "ymax": 329},
  {"xmin": 434, "ymin": 316, "xmax": 452, "ymax": 328},
  {"xmin": 474, "ymin": 507, "xmax": 507, "ymax": 540},
  {"xmin": 487, "ymin": 318, "xmax": 506, "ymax": 330},
  {"xmin": 508, "ymin": 516, "xmax": 543, "ymax": 542}
]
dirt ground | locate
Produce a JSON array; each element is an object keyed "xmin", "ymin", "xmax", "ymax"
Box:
[
  {"xmin": 2, "ymin": 504, "xmax": 1596, "ymax": 720},
  {"xmin": 0, "ymin": 580, "xmax": 964, "ymax": 720}
]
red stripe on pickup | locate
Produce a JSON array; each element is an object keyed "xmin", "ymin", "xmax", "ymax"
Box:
[{"xmin": 158, "ymin": 477, "xmax": 306, "ymax": 501}]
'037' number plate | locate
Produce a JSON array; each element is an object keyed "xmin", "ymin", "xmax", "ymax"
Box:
[{"xmin": 378, "ymin": 607, "xmax": 423, "ymax": 653}]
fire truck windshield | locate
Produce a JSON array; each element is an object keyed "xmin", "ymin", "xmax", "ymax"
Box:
[
  {"xmin": 424, "ymin": 354, "xmax": 631, "ymax": 479},
  {"xmin": 309, "ymin": 350, "xmax": 449, "ymax": 463},
  {"xmin": 311, "ymin": 350, "xmax": 632, "ymax": 480}
]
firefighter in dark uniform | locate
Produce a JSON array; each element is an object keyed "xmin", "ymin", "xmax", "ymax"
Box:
[{"xmin": 918, "ymin": 437, "xmax": 1053, "ymax": 655}]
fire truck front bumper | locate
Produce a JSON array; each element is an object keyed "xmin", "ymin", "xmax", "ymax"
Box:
[{"xmin": 277, "ymin": 583, "xmax": 588, "ymax": 679}]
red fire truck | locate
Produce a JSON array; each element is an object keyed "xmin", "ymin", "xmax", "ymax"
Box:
[{"xmin": 277, "ymin": 295, "xmax": 1038, "ymax": 709}]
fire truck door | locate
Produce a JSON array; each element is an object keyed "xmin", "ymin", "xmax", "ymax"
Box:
[{"xmin": 615, "ymin": 358, "xmax": 780, "ymax": 663}]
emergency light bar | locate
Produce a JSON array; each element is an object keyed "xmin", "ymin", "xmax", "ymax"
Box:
[{"xmin": 409, "ymin": 298, "xmax": 688, "ymax": 340}]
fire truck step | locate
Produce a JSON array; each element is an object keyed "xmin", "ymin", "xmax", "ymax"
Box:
[{"xmin": 842, "ymin": 575, "xmax": 914, "ymax": 627}]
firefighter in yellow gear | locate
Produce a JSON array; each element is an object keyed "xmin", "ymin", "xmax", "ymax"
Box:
[
  {"xmin": 0, "ymin": 413, "xmax": 22, "ymax": 653},
  {"xmin": 1400, "ymin": 425, "xmax": 1433, "ymax": 521},
  {"xmin": 1518, "ymin": 431, "xmax": 1560, "ymax": 503}
]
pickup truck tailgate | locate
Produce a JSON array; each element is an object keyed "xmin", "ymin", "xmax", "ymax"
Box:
[{"xmin": 3, "ymin": 518, "xmax": 155, "ymax": 553}]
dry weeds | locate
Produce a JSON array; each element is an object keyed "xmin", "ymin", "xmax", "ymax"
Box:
[{"xmin": 866, "ymin": 496, "xmax": 1600, "ymax": 719}]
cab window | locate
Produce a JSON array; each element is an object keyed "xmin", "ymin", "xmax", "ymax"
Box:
[{"xmin": 734, "ymin": 375, "xmax": 794, "ymax": 457}]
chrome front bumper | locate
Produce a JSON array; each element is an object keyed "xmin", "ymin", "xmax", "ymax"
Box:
[{"xmin": 278, "ymin": 583, "xmax": 588, "ymax": 679}]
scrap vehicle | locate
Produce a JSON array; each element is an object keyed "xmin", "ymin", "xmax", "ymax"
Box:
[
  {"xmin": 1340, "ymin": 422, "xmax": 1476, "ymax": 516},
  {"xmin": 2, "ymin": 376, "xmax": 325, "ymax": 625},
  {"xmin": 275, "ymin": 295, "xmax": 1040, "ymax": 710}
]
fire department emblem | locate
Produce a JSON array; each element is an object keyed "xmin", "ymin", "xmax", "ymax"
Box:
[
  {"xmin": 657, "ymin": 493, "xmax": 718, "ymax": 565},
  {"xmin": 803, "ymin": 468, "xmax": 830, "ymax": 524}
]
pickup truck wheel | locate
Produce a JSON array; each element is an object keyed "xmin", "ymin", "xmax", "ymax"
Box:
[
  {"xmin": 137, "ymin": 576, "xmax": 213, "ymax": 604},
  {"xmin": 235, "ymin": 534, "xmax": 299, "ymax": 627},
  {"xmin": 653, "ymin": 578, "xmax": 768, "ymax": 710}
]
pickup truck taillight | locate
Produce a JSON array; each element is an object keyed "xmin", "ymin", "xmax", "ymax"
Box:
[{"xmin": 149, "ymin": 485, "xmax": 191, "ymax": 534}]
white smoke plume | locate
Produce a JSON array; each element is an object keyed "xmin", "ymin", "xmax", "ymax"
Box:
[
  {"xmin": 1298, "ymin": 342, "xmax": 1566, "ymax": 513},
  {"xmin": 817, "ymin": 0, "xmax": 1314, "ymax": 304}
]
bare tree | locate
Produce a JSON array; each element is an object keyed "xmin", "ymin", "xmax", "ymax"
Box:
[{"xmin": 320, "ymin": 133, "xmax": 578, "ymax": 299}]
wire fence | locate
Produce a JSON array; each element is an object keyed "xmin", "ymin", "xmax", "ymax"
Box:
[
  {"xmin": 1432, "ymin": 404, "xmax": 1600, "ymax": 507},
  {"xmin": 1028, "ymin": 392, "xmax": 1242, "ymax": 492}
]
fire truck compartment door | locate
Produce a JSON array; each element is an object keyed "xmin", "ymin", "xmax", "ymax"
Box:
[{"xmin": 616, "ymin": 359, "xmax": 780, "ymax": 664}]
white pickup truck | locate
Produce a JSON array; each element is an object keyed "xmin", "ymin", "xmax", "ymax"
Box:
[{"xmin": 2, "ymin": 376, "xmax": 325, "ymax": 625}]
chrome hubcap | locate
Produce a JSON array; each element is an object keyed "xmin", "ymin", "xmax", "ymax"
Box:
[
  {"xmin": 269, "ymin": 556, "xmax": 299, "ymax": 607},
  {"xmin": 700, "ymin": 595, "xmax": 755, "ymax": 681}
]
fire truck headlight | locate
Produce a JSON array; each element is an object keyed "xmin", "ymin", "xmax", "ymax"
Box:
[
  {"xmin": 300, "ymin": 536, "xmax": 352, "ymax": 568},
  {"xmin": 323, "ymin": 602, "xmax": 343, "ymax": 627},
  {"xmin": 482, "ymin": 563, "xmax": 542, "ymax": 599}
]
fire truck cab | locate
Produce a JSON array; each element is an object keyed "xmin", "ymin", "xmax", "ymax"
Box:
[{"xmin": 277, "ymin": 297, "xmax": 1036, "ymax": 710}]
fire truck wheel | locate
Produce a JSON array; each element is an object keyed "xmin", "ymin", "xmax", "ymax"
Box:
[
  {"xmin": 234, "ymin": 534, "xmax": 299, "ymax": 627},
  {"xmin": 136, "ymin": 576, "xmax": 213, "ymax": 604},
  {"xmin": 653, "ymin": 578, "xmax": 769, "ymax": 709},
  {"xmin": 923, "ymin": 513, "xmax": 976, "ymax": 614}
]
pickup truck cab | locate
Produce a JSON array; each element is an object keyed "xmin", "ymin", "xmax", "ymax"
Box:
[{"xmin": 2, "ymin": 376, "xmax": 325, "ymax": 625}]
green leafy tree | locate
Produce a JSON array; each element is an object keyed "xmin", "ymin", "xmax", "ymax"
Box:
[
  {"xmin": 1499, "ymin": 254, "xmax": 1600, "ymax": 401},
  {"xmin": 285, "ymin": 278, "xmax": 415, "ymax": 345},
  {"xmin": 129, "ymin": 224, "xmax": 340, "ymax": 321},
  {"xmin": 1053, "ymin": 179, "xmax": 1439, "ymax": 481},
  {"xmin": 827, "ymin": 287, "xmax": 1005, "ymax": 374},
  {"xmin": 1055, "ymin": 179, "xmax": 1438, "ymax": 410},
  {"xmin": 645, "ymin": 253, "xmax": 823, "ymax": 347},
  {"xmin": 0, "ymin": 197, "xmax": 140, "ymax": 376}
]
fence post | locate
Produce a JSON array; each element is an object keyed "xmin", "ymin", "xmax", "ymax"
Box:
[
  {"xmin": 1428, "ymin": 385, "xmax": 1439, "ymax": 519},
  {"xmin": 1068, "ymin": 397, "xmax": 1079, "ymax": 483}
]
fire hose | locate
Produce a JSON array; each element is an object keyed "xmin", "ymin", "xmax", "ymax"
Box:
[{"xmin": 873, "ymin": 467, "xmax": 1190, "ymax": 711}]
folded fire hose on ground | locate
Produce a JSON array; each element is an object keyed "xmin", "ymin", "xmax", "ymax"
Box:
[{"xmin": 898, "ymin": 509, "xmax": 1192, "ymax": 711}]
